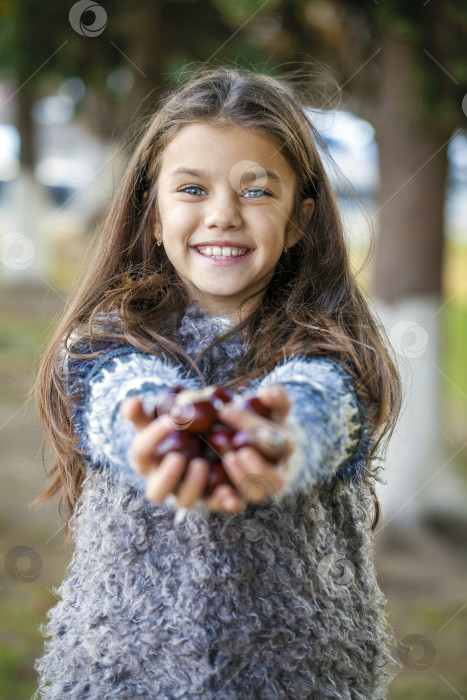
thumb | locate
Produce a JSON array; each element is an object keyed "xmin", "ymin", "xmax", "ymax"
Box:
[
  {"xmin": 120, "ymin": 397, "xmax": 153, "ymax": 431},
  {"xmin": 257, "ymin": 384, "xmax": 292, "ymax": 421}
]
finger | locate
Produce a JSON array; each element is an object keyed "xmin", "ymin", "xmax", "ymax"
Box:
[
  {"xmin": 217, "ymin": 404, "xmax": 271, "ymax": 432},
  {"xmin": 131, "ymin": 413, "xmax": 177, "ymax": 475},
  {"xmin": 120, "ymin": 397, "xmax": 153, "ymax": 431},
  {"xmin": 257, "ymin": 384, "xmax": 292, "ymax": 421},
  {"xmin": 216, "ymin": 404, "xmax": 292, "ymax": 464},
  {"xmin": 145, "ymin": 452, "xmax": 187, "ymax": 504},
  {"xmin": 203, "ymin": 483, "xmax": 245, "ymax": 514},
  {"xmin": 246, "ymin": 426, "xmax": 292, "ymax": 463},
  {"xmin": 175, "ymin": 458, "xmax": 210, "ymax": 508},
  {"xmin": 223, "ymin": 448, "xmax": 284, "ymax": 504}
]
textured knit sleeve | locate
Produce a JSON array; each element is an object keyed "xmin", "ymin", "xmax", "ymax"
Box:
[
  {"xmin": 247, "ymin": 355, "xmax": 374, "ymax": 502},
  {"xmin": 64, "ymin": 337, "xmax": 202, "ymax": 487}
]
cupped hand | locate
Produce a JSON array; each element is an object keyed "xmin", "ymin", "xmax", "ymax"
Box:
[
  {"xmin": 119, "ymin": 396, "xmax": 213, "ymax": 510},
  {"xmin": 216, "ymin": 384, "xmax": 294, "ymax": 512},
  {"xmin": 119, "ymin": 383, "xmax": 294, "ymax": 514}
]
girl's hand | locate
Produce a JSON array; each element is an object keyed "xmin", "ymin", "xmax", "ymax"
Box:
[
  {"xmin": 120, "ymin": 383, "xmax": 294, "ymax": 514},
  {"xmin": 119, "ymin": 396, "xmax": 213, "ymax": 509},
  {"xmin": 216, "ymin": 384, "xmax": 294, "ymax": 513}
]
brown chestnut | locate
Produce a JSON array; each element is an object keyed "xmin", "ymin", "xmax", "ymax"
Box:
[
  {"xmin": 148, "ymin": 384, "xmax": 280, "ymax": 502},
  {"xmin": 236, "ymin": 396, "xmax": 272, "ymax": 420},
  {"xmin": 210, "ymin": 386, "xmax": 235, "ymax": 410},
  {"xmin": 173, "ymin": 400, "xmax": 218, "ymax": 433},
  {"xmin": 153, "ymin": 431, "xmax": 203, "ymax": 462},
  {"xmin": 205, "ymin": 422, "xmax": 236, "ymax": 456},
  {"xmin": 204, "ymin": 461, "xmax": 234, "ymax": 497}
]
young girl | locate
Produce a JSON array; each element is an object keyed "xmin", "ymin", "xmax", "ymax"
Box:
[{"xmin": 34, "ymin": 66, "xmax": 402, "ymax": 698}]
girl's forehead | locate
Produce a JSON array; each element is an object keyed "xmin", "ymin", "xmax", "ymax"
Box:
[{"xmin": 159, "ymin": 123, "xmax": 295, "ymax": 184}]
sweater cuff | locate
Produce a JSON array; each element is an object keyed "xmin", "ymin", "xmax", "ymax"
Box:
[
  {"xmin": 65, "ymin": 344, "xmax": 202, "ymax": 487},
  {"xmin": 248, "ymin": 355, "xmax": 371, "ymax": 502}
]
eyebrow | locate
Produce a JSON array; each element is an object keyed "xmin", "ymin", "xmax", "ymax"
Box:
[{"xmin": 169, "ymin": 167, "xmax": 282, "ymax": 184}]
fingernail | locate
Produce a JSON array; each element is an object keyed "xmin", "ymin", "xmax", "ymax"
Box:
[
  {"xmin": 220, "ymin": 407, "xmax": 239, "ymax": 419},
  {"xmin": 269, "ymin": 386, "xmax": 281, "ymax": 397},
  {"xmin": 224, "ymin": 453, "xmax": 238, "ymax": 467}
]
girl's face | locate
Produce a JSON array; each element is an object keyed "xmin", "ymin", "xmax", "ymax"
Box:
[{"xmin": 153, "ymin": 123, "xmax": 315, "ymax": 321}]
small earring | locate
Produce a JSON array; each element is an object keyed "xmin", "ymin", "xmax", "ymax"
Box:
[
  {"xmin": 283, "ymin": 246, "xmax": 288, "ymax": 254},
  {"xmin": 157, "ymin": 238, "xmax": 163, "ymax": 247}
]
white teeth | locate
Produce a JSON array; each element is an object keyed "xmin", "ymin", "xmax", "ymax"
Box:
[{"xmin": 196, "ymin": 245, "xmax": 248, "ymax": 258}]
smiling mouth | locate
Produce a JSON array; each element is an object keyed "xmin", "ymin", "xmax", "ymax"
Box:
[
  {"xmin": 192, "ymin": 245, "xmax": 252, "ymax": 259},
  {"xmin": 190, "ymin": 245, "xmax": 254, "ymax": 264}
]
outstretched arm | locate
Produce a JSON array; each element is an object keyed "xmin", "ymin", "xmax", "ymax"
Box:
[
  {"xmin": 218, "ymin": 355, "xmax": 373, "ymax": 505},
  {"xmin": 65, "ymin": 340, "xmax": 202, "ymax": 488}
]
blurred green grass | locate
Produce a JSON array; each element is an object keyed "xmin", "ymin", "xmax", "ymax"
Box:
[
  {"xmin": 442, "ymin": 301, "xmax": 467, "ymax": 403},
  {"xmin": 0, "ymin": 593, "xmax": 48, "ymax": 700},
  {"xmin": 0, "ymin": 314, "xmax": 54, "ymax": 404}
]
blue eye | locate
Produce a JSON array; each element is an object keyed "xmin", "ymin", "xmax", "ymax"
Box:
[
  {"xmin": 180, "ymin": 185, "xmax": 205, "ymax": 195},
  {"xmin": 242, "ymin": 188, "xmax": 272, "ymax": 198},
  {"xmin": 179, "ymin": 185, "xmax": 272, "ymax": 198}
]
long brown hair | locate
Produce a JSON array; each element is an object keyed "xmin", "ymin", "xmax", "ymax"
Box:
[{"xmin": 33, "ymin": 65, "xmax": 402, "ymax": 536}]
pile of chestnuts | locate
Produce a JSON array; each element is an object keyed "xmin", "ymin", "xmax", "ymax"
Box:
[{"xmin": 152, "ymin": 385, "xmax": 278, "ymax": 497}]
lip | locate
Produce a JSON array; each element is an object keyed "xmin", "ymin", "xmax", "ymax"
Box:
[
  {"xmin": 190, "ymin": 241, "xmax": 253, "ymax": 250},
  {"xmin": 191, "ymin": 246, "xmax": 254, "ymax": 266}
]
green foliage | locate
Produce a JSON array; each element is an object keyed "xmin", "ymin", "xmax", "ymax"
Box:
[
  {"xmin": 213, "ymin": 0, "xmax": 281, "ymax": 24},
  {"xmin": 344, "ymin": 0, "xmax": 467, "ymax": 129}
]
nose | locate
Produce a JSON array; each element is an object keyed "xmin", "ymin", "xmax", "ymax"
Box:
[{"xmin": 204, "ymin": 188, "xmax": 243, "ymax": 230}]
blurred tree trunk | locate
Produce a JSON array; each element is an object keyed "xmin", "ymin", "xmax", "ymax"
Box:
[
  {"xmin": 369, "ymin": 34, "xmax": 465, "ymax": 527},
  {"xmin": 86, "ymin": 0, "xmax": 236, "ymax": 144},
  {"xmin": 17, "ymin": 88, "xmax": 35, "ymax": 169},
  {"xmin": 5, "ymin": 86, "xmax": 51, "ymax": 284},
  {"xmin": 114, "ymin": 0, "xmax": 164, "ymax": 141},
  {"xmin": 263, "ymin": 0, "xmax": 467, "ymax": 527},
  {"xmin": 371, "ymin": 34, "xmax": 449, "ymax": 302}
]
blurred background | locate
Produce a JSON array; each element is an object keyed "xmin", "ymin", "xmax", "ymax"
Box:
[{"xmin": 0, "ymin": 1, "xmax": 466, "ymax": 698}]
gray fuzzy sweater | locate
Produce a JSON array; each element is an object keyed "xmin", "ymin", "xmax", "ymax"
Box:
[{"xmin": 34, "ymin": 304, "xmax": 397, "ymax": 699}]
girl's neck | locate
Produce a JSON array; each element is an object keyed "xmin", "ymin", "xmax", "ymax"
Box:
[{"xmin": 187, "ymin": 295, "xmax": 262, "ymax": 326}]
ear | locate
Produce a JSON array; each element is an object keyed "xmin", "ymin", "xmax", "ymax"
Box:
[
  {"xmin": 151, "ymin": 203, "xmax": 162, "ymax": 240},
  {"xmin": 286, "ymin": 198, "xmax": 316, "ymax": 248},
  {"xmin": 153, "ymin": 219, "xmax": 162, "ymax": 239}
]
